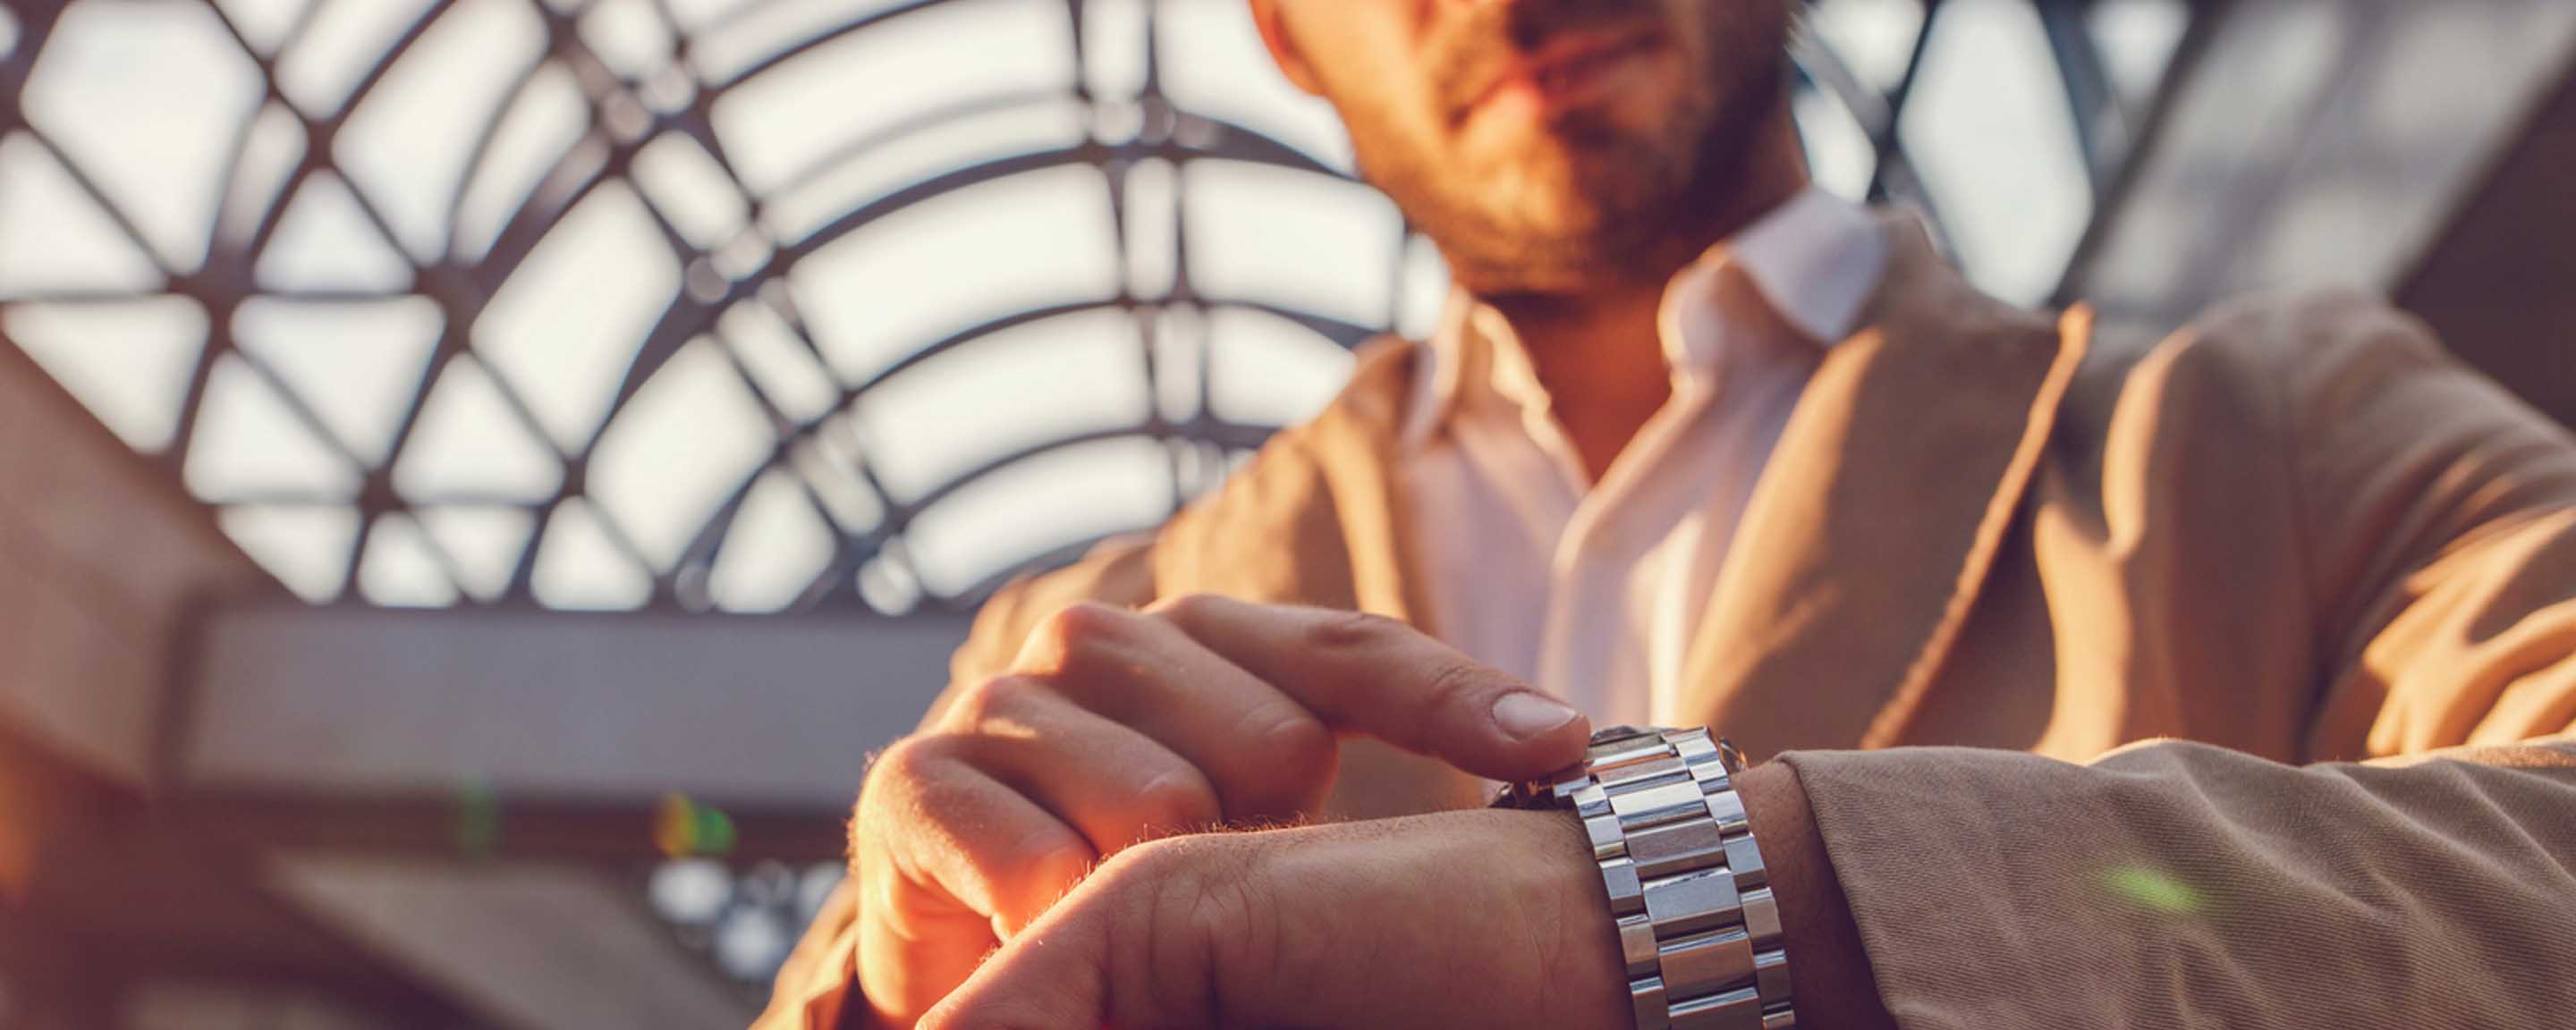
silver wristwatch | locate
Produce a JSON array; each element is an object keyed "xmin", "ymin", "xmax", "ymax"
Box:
[{"xmin": 1496, "ymin": 726, "xmax": 1795, "ymax": 1030}]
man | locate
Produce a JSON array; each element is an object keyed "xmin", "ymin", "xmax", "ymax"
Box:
[{"xmin": 764, "ymin": 0, "xmax": 2576, "ymax": 1026}]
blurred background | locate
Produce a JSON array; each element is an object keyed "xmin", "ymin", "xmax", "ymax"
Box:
[{"xmin": 0, "ymin": 0, "xmax": 2571, "ymax": 1026}]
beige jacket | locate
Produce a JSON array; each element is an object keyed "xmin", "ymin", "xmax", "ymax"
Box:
[{"xmin": 767, "ymin": 217, "xmax": 2576, "ymax": 1028}]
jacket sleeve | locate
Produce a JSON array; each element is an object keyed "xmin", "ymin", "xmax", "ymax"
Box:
[
  {"xmin": 1784, "ymin": 294, "xmax": 2576, "ymax": 1029},
  {"xmin": 752, "ymin": 536, "xmax": 1159, "ymax": 1030}
]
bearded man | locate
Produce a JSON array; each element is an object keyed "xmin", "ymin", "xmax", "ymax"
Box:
[{"xmin": 763, "ymin": 1, "xmax": 2576, "ymax": 1026}]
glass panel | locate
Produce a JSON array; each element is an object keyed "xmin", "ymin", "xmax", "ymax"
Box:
[
  {"xmin": 718, "ymin": 302, "xmax": 841, "ymax": 426},
  {"xmin": 0, "ymin": 133, "xmax": 164, "ymax": 297},
  {"xmin": 453, "ymin": 61, "xmax": 592, "ymax": 262},
  {"xmin": 275, "ymin": 0, "xmax": 438, "ymax": 117},
  {"xmin": 217, "ymin": 104, "xmax": 309, "ymax": 253},
  {"xmin": 664, "ymin": 0, "xmax": 758, "ymax": 34},
  {"xmin": 1205, "ymin": 308, "xmax": 1355, "ymax": 428},
  {"xmin": 789, "ymin": 422, "xmax": 885, "ymax": 534},
  {"xmin": 335, "ymin": 0, "xmax": 548, "ymax": 260},
  {"xmin": 578, "ymin": 0, "xmax": 678, "ymax": 82},
  {"xmin": 4, "ymin": 298, "xmax": 207, "ymax": 452},
  {"xmin": 633, "ymin": 132, "xmax": 752, "ymax": 251},
  {"xmin": 791, "ymin": 165, "xmax": 1120, "ymax": 384},
  {"xmin": 1150, "ymin": 306, "xmax": 1203, "ymax": 425},
  {"xmin": 589, "ymin": 341, "xmax": 776, "ymax": 570},
  {"xmin": 186, "ymin": 354, "xmax": 363, "ymax": 501},
  {"xmin": 219, "ymin": 506, "xmax": 360, "ymax": 602},
  {"xmin": 233, "ymin": 297, "xmax": 444, "ymax": 464},
  {"xmin": 21, "ymin": 0, "xmax": 264, "ymax": 273},
  {"xmin": 474, "ymin": 182, "xmax": 682, "ymax": 450},
  {"xmin": 708, "ymin": 469, "xmax": 835, "ymax": 612},
  {"xmin": 395, "ymin": 357, "xmax": 565, "ymax": 502},
  {"xmin": 2089, "ymin": 0, "xmax": 2191, "ymax": 116},
  {"xmin": 904, "ymin": 436, "xmax": 1173, "ymax": 599},
  {"xmin": 856, "ymin": 543, "xmax": 921, "ymax": 613},
  {"xmin": 417, "ymin": 505, "xmax": 538, "ymax": 601},
  {"xmin": 530, "ymin": 498, "xmax": 654, "ymax": 610},
  {"xmin": 848, "ymin": 308, "xmax": 1149, "ymax": 502},
  {"xmin": 359, "ymin": 512, "xmax": 462, "ymax": 607},
  {"xmin": 210, "ymin": 0, "xmax": 313, "ymax": 56},
  {"xmin": 1123, "ymin": 157, "xmax": 1179, "ymax": 300},
  {"xmin": 1156, "ymin": 0, "xmax": 1352, "ymax": 173},
  {"xmin": 1901, "ymin": 0, "xmax": 2094, "ymax": 307},
  {"xmin": 256, "ymin": 172, "xmax": 417, "ymax": 293},
  {"xmin": 1795, "ymin": 86, "xmax": 1878, "ymax": 201},
  {"xmin": 1183, "ymin": 161, "xmax": 1400, "ymax": 327},
  {"xmin": 755, "ymin": 98, "xmax": 1089, "ymax": 246},
  {"xmin": 688, "ymin": 0, "xmax": 914, "ymax": 84},
  {"xmin": 1394, "ymin": 235, "xmax": 1453, "ymax": 343},
  {"xmin": 1082, "ymin": 0, "xmax": 1149, "ymax": 105},
  {"xmin": 708, "ymin": 0, "xmax": 1075, "ymax": 196},
  {"xmin": 1806, "ymin": 0, "xmax": 1929, "ymax": 97}
]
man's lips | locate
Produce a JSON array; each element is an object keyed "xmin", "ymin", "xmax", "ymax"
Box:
[{"xmin": 1458, "ymin": 27, "xmax": 1665, "ymax": 122}]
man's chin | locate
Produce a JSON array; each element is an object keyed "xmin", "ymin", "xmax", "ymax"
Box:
[{"xmin": 1445, "ymin": 218, "xmax": 1690, "ymax": 298}]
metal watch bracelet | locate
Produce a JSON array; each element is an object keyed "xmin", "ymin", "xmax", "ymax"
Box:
[{"xmin": 1496, "ymin": 726, "xmax": 1795, "ymax": 1030}]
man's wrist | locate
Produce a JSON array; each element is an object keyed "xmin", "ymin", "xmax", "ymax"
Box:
[
  {"xmin": 1733, "ymin": 761, "xmax": 1898, "ymax": 1030},
  {"xmin": 1520, "ymin": 807, "xmax": 1657, "ymax": 1030}
]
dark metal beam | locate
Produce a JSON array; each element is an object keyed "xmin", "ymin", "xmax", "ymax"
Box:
[
  {"xmin": 2050, "ymin": 0, "xmax": 2233, "ymax": 308},
  {"xmin": 2394, "ymin": 46, "xmax": 2576, "ymax": 428}
]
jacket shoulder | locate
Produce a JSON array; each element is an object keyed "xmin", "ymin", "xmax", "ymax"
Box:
[{"xmin": 2062, "ymin": 291, "xmax": 2453, "ymax": 441}]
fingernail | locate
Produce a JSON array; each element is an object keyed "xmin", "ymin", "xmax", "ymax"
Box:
[{"xmin": 1493, "ymin": 691, "xmax": 1580, "ymax": 740}]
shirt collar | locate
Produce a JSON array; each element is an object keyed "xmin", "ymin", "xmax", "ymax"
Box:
[{"xmin": 1402, "ymin": 187, "xmax": 1888, "ymax": 448}]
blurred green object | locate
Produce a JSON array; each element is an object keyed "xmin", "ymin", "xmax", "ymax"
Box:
[
  {"xmin": 657, "ymin": 793, "xmax": 739, "ymax": 857},
  {"xmin": 2102, "ymin": 865, "xmax": 2204, "ymax": 916},
  {"xmin": 455, "ymin": 779, "xmax": 500, "ymax": 860}
]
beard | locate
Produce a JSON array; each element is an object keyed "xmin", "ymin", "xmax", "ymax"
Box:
[{"xmin": 1336, "ymin": 0, "xmax": 1792, "ymax": 297}]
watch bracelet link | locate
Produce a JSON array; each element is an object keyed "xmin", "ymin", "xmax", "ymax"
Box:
[{"xmin": 1500, "ymin": 726, "xmax": 1795, "ymax": 1030}]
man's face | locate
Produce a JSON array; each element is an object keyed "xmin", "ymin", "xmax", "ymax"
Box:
[{"xmin": 1270, "ymin": 0, "xmax": 1793, "ymax": 296}]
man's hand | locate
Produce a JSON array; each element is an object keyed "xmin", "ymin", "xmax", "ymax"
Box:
[
  {"xmin": 852, "ymin": 596, "xmax": 1593, "ymax": 1025},
  {"xmin": 920, "ymin": 808, "xmax": 1633, "ymax": 1030}
]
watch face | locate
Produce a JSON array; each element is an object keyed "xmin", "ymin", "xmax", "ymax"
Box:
[{"xmin": 1589, "ymin": 724, "xmax": 1649, "ymax": 746}]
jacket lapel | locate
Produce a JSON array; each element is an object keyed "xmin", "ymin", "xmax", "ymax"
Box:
[
  {"xmin": 1304, "ymin": 341, "xmax": 1440, "ymax": 632},
  {"xmin": 1677, "ymin": 215, "xmax": 2091, "ymax": 756},
  {"xmin": 1157, "ymin": 338, "xmax": 1434, "ymax": 629}
]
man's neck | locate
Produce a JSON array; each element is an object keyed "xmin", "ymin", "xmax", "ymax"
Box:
[
  {"xmin": 1478, "ymin": 113, "xmax": 1813, "ymax": 482},
  {"xmin": 1491, "ymin": 283, "xmax": 1674, "ymax": 482}
]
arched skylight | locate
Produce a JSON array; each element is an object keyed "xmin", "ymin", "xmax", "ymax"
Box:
[{"xmin": 0, "ymin": 0, "xmax": 2198, "ymax": 618}]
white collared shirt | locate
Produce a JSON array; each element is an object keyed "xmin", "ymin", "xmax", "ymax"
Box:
[{"xmin": 1402, "ymin": 188, "xmax": 1889, "ymax": 725}]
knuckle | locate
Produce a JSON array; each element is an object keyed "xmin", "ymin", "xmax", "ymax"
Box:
[
  {"xmin": 1129, "ymin": 768, "xmax": 1223, "ymax": 839},
  {"xmin": 1020, "ymin": 601, "xmax": 1134, "ymax": 677},
  {"xmin": 945, "ymin": 673, "xmax": 1038, "ymax": 730},
  {"xmin": 1257, "ymin": 714, "xmax": 1337, "ymax": 795},
  {"xmin": 1304, "ymin": 608, "xmax": 1410, "ymax": 651},
  {"xmin": 863, "ymin": 734, "xmax": 947, "ymax": 794},
  {"xmin": 855, "ymin": 735, "xmax": 953, "ymax": 840},
  {"xmin": 1143, "ymin": 592, "xmax": 1223, "ymax": 628},
  {"xmin": 1011, "ymin": 824, "xmax": 1097, "ymax": 895}
]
